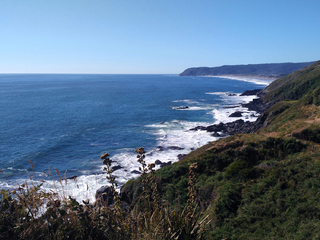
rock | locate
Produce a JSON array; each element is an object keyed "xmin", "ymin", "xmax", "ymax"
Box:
[
  {"xmin": 156, "ymin": 146, "xmax": 165, "ymax": 151},
  {"xmin": 167, "ymin": 146, "xmax": 184, "ymax": 150},
  {"xmin": 223, "ymin": 105, "xmax": 240, "ymax": 109},
  {"xmin": 160, "ymin": 161, "xmax": 172, "ymax": 168},
  {"xmin": 95, "ymin": 186, "xmax": 114, "ymax": 206},
  {"xmin": 176, "ymin": 106, "xmax": 189, "ymax": 109},
  {"xmin": 189, "ymin": 126, "xmax": 207, "ymax": 131},
  {"xmin": 211, "ymin": 132, "xmax": 221, "ymax": 137},
  {"xmin": 229, "ymin": 111, "xmax": 243, "ymax": 117},
  {"xmin": 202, "ymin": 119, "xmax": 260, "ymax": 136},
  {"xmin": 177, "ymin": 154, "xmax": 187, "ymax": 160},
  {"xmin": 227, "ymin": 93, "xmax": 237, "ymax": 96},
  {"xmin": 131, "ymin": 170, "xmax": 141, "ymax": 174},
  {"xmin": 242, "ymin": 98, "xmax": 270, "ymax": 113},
  {"xmin": 112, "ymin": 165, "xmax": 122, "ymax": 171},
  {"xmin": 206, "ymin": 122, "xmax": 226, "ymax": 132},
  {"xmin": 155, "ymin": 160, "xmax": 162, "ymax": 165},
  {"xmin": 240, "ymin": 89, "xmax": 262, "ymax": 96},
  {"xmin": 188, "ymin": 94, "xmax": 271, "ymax": 137},
  {"xmin": 67, "ymin": 175, "xmax": 77, "ymax": 180}
]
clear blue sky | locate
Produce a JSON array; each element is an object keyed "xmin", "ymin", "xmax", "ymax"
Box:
[{"xmin": 1, "ymin": 0, "xmax": 319, "ymax": 74}]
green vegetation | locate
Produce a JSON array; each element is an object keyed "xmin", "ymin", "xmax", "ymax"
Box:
[
  {"xmin": 0, "ymin": 150, "xmax": 211, "ymax": 239},
  {"xmin": 262, "ymin": 60, "xmax": 320, "ymax": 102},
  {"xmin": 2, "ymin": 60, "xmax": 320, "ymax": 239},
  {"xmin": 179, "ymin": 61, "xmax": 315, "ymax": 77}
]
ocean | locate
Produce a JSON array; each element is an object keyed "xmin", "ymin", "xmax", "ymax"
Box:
[{"xmin": 0, "ymin": 74, "xmax": 272, "ymax": 203}]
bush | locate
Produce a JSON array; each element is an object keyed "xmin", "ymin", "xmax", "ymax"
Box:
[{"xmin": 224, "ymin": 159, "xmax": 255, "ymax": 181}]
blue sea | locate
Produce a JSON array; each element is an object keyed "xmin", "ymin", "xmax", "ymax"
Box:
[{"xmin": 0, "ymin": 74, "xmax": 272, "ymax": 202}]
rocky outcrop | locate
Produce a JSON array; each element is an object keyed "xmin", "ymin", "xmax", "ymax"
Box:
[
  {"xmin": 240, "ymin": 89, "xmax": 262, "ymax": 96},
  {"xmin": 167, "ymin": 146, "xmax": 184, "ymax": 150},
  {"xmin": 177, "ymin": 154, "xmax": 187, "ymax": 160},
  {"xmin": 155, "ymin": 160, "xmax": 172, "ymax": 168},
  {"xmin": 229, "ymin": 111, "xmax": 243, "ymax": 117},
  {"xmin": 111, "ymin": 165, "xmax": 123, "ymax": 171},
  {"xmin": 241, "ymin": 98, "xmax": 271, "ymax": 113},
  {"xmin": 190, "ymin": 89, "xmax": 271, "ymax": 135},
  {"xmin": 176, "ymin": 106, "xmax": 189, "ymax": 110},
  {"xmin": 191, "ymin": 118, "xmax": 265, "ymax": 136}
]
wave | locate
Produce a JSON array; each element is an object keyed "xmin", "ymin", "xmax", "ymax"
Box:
[
  {"xmin": 172, "ymin": 106, "xmax": 213, "ymax": 111},
  {"xmin": 209, "ymin": 75, "xmax": 274, "ymax": 86}
]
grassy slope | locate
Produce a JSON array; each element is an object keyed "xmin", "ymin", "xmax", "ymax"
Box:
[{"xmin": 123, "ymin": 60, "xmax": 320, "ymax": 239}]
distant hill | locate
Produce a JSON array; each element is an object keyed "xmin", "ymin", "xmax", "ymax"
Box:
[{"xmin": 179, "ymin": 61, "xmax": 316, "ymax": 78}]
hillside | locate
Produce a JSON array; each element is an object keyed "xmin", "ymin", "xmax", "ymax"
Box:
[
  {"xmin": 179, "ymin": 61, "xmax": 316, "ymax": 78},
  {"xmin": 122, "ymin": 60, "xmax": 320, "ymax": 239}
]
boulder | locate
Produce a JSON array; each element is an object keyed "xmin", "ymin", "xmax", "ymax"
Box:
[
  {"xmin": 177, "ymin": 154, "xmax": 187, "ymax": 160},
  {"xmin": 160, "ymin": 161, "xmax": 172, "ymax": 168},
  {"xmin": 111, "ymin": 165, "xmax": 122, "ymax": 171},
  {"xmin": 155, "ymin": 160, "xmax": 162, "ymax": 165},
  {"xmin": 66, "ymin": 175, "xmax": 78, "ymax": 180},
  {"xmin": 189, "ymin": 126, "xmax": 207, "ymax": 131},
  {"xmin": 167, "ymin": 146, "xmax": 184, "ymax": 150},
  {"xmin": 156, "ymin": 146, "xmax": 165, "ymax": 151},
  {"xmin": 176, "ymin": 106, "xmax": 189, "ymax": 109},
  {"xmin": 229, "ymin": 111, "xmax": 243, "ymax": 117},
  {"xmin": 206, "ymin": 122, "xmax": 226, "ymax": 132},
  {"xmin": 211, "ymin": 132, "xmax": 221, "ymax": 137}
]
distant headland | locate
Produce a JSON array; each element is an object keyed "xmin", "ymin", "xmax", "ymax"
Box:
[{"xmin": 179, "ymin": 61, "xmax": 316, "ymax": 79}]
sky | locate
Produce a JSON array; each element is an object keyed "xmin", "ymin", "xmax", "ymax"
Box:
[{"xmin": 1, "ymin": 0, "xmax": 320, "ymax": 74}]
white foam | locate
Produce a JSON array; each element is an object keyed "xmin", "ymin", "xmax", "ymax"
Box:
[
  {"xmin": 209, "ymin": 75, "xmax": 274, "ymax": 86},
  {"xmin": 172, "ymin": 106, "xmax": 212, "ymax": 111},
  {"xmin": 172, "ymin": 99, "xmax": 198, "ymax": 103},
  {"xmin": 211, "ymin": 107, "xmax": 259, "ymax": 124},
  {"xmin": 0, "ymin": 172, "xmax": 108, "ymax": 205}
]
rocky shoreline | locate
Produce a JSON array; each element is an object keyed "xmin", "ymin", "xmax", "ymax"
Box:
[
  {"xmin": 95, "ymin": 88, "xmax": 271, "ymax": 204},
  {"xmin": 190, "ymin": 88, "xmax": 270, "ymax": 136}
]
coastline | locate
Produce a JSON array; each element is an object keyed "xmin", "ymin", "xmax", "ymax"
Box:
[
  {"xmin": 71, "ymin": 87, "xmax": 266, "ymax": 204},
  {"xmin": 87, "ymin": 85, "xmax": 270, "ymax": 203},
  {"xmin": 203, "ymin": 75, "xmax": 276, "ymax": 86},
  {"xmin": 207, "ymin": 74, "xmax": 278, "ymax": 81},
  {"xmin": 0, "ymin": 74, "xmax": 271, "ymax": 205}
]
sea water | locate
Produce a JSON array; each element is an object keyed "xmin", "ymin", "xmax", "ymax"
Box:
[{"xmin": 0, "ymin": 74, "xmax": 272, "ymax": 202}]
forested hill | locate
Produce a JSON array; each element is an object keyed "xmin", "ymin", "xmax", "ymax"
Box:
[{"xmin": 179, "ymin": 61, "xmax": 316, "ymax": 78}]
